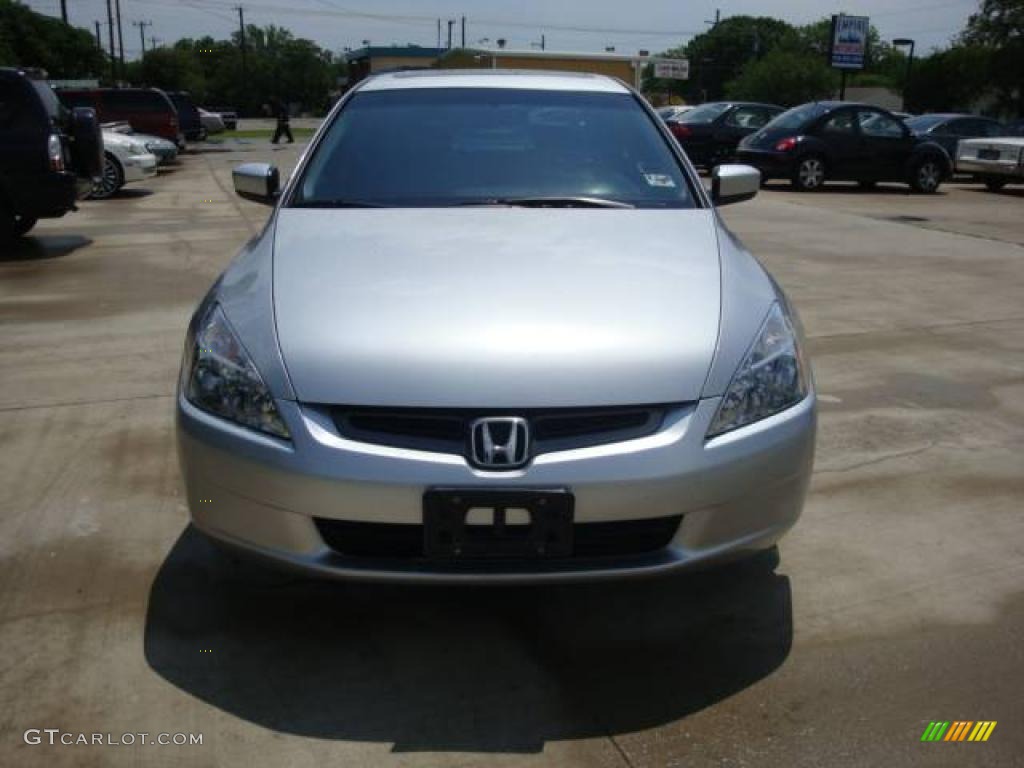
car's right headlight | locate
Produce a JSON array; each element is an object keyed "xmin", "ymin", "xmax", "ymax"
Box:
[
  {"xmin": 706, "ymin": 301, "xmax": 809, "ymax": 438},
  {"xmin": 180, "ymin": 303, "xmax": 291, "ymax": 439}
]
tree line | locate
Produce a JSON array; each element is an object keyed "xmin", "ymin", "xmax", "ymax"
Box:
[
  {"xmin": 2, "ymin": 0, "xmax": 1020, "ymax": 117},
  {"xmin": 0, "ymin": 1, "xmax": 344, "ymax": 115},
  {"xmin": 646, "ymin": 0, "xmax": 1021, "ymax": 116}
]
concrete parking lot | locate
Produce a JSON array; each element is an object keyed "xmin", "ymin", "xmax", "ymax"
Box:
[{"xmin": 1, "ymin": 143, "xmax": 1022, "ymax": 767}]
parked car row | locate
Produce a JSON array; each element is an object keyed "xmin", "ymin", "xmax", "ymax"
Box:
[
  {"xmin": 659, "ymin": 99, "xmax": 1021, "ymax": 194},
  {"xmin": 1, "ymin": 68, "xmax": 243, "ymax": 237},
  {"xmin": 58, "ymin": 87, "xmax": 236, "ymax": 147}
]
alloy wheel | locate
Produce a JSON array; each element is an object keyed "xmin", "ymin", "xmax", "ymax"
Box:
[
  {"xmin": 91, "ymin": 155, "xmax": 121, "ymax": 199},
  {"xmin": 916, "ymin": 162, "xmax": 941, "ymax": 193},
  {"xmin": 797, "ymin": 157, "xmax": 824, "ymax": 190}
]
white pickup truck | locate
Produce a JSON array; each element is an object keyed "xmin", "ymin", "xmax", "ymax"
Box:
[{"xmin": 956, "ymin": 136, "xmax": 1024, "ymax": 191}]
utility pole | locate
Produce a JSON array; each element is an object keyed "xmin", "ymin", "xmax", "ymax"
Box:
[
  {"xmin": 541, "ymin": 34, "xmax": 545, "ymax": 50},
  {"xmin": 115, "ymin": 0, "xmax": 126, "ymax": 81},
  {"xmin": 705, "ymin": 9, "xmax": 720, "ymax": 29},
  {"xmin": 236, "ymin": 7, "xmax": 248, "ymax": 77},
  {"xmin": 461, "ymin": 16, "xmax": 465, "ymax": 48},
  {"xmin": 106, "ymin": 0, "xmax": 117, "ymax": 83},
  {"xmin": 95, "ymin": 21, "xmax": 103, "ymax": 51},
  {"xmin": 134, "ymin": 21, "xmax": 152, "ymax": 57},
  {"xmin": 446, "ymin": 19, "xmax": 454, "ymax": 50},
  {"xmin": 60, "ymin": 0, "xmax": 68, "ymax": 24},
  {"xmin": 236, "ymin": 6, "xmax": 248, "ymax": 107},
  {"xmin": 437, "ymin": 19, "xmax": 441, "ymax": 48},
  {"xmin": 149, "ymin": 36, "xmax": 161, "ymax": 50}
]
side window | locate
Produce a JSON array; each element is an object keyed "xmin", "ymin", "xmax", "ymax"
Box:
[
  {"xmin": 726, "ymin": 106, "xmax": 765, "ymax": 129},
  {"xmin": 57, "ymin": 91, "xmax": 93, "ymax": 110},
  {"xmin": 858, "ymin": 111, "xmax": 905, "ymax": 138},
  {"xmin": 0, "ymin": 80, "xmax": 37, "ymax": 130},
  {"xmin": 943, "ymin": 119, "xmax": 971, "ymax": 136},
  {"xmin": 103, "ymin": 90, "xmax": 135, "ymax": 112},
  {"xmin": 822, "ymin": 110, "xmax": 856, "ymax": 135},
  {"xmin": 142, "ymin": 93, "xmax": 170, "ymax": 114}
]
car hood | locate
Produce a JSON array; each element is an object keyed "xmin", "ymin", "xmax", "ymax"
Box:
[{"xmin": 272, "ymin": 208, "xmax": 722, "ymax": 408}]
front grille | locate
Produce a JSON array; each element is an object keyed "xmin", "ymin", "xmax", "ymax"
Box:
[
  {"xmin": 315, "ymin": 515, "xmax": 683, "ymax": 561},
  {"xmin": 330, "ymin": 405, "xmax": 674, "ymax": 458}
]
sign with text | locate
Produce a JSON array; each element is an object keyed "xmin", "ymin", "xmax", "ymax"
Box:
[
  {"xmin": 830, "ymin": 14, "xmax": 869, "ymax": 70},
  {"xmin": 652, "ymin": 58, "xmax": 690, "ymax": 80}
]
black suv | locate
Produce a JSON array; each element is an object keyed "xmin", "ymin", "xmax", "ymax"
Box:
[{"xmin": 1, "ymin": 67, "xmax": 102, "ymax": 239}]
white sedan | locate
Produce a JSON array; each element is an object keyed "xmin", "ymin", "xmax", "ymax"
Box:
[
  {"xmin": 89, "ymin": 130, "xmax": 158, "ymax": 200},
  {"xmin": 956, "ymin": 136, "xmax": 1024, "ymax": 191}
]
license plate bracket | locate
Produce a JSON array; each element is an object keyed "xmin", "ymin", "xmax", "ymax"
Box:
[{"xmin": 423, "ymin": 488, "xmax": 574, "ymax": 560}]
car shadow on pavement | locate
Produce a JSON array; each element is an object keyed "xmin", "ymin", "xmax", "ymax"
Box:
[
  {"xmin": 1, "ymin": 234, "xmax": 91, "ymax": 261},
  {"xmin": 144, "ymin": 526, "xmax": 792, "ymax": 754}
]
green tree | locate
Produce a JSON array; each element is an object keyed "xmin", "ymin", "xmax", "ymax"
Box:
[
  {"xmin": 130, "ymin": 46, "xmax": 207, "ymax": 98},
  {"xmin": 684, "ymin": 16, "xmax": 798, "ymax": 101},
  {"xmin": 726, "ymin": 49, "xmax": 835, "ymax": 106},
  {"xmin": 905, "ymin": 45, "xmax": 997, "ymax": 113},
  {"xmin": 0, "ymin": 0, "xmax": 107, "ymax": 78},
  {"xmin": 958, "ymin": 0, "xmax": 1024, "ymax": 115},
  {"xmin": 960, "ymin": 0, "xmax": 1024, "ymax": 45}
]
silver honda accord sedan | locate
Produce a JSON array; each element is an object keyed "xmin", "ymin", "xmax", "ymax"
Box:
[{"xmin": 176, "ymin": 70, "xmax": 816, "ymax": 583}]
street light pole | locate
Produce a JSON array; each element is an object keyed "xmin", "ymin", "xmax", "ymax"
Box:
[{"xmin": 893, "ymin": 38, "xmax": 916, "ymax": 111}]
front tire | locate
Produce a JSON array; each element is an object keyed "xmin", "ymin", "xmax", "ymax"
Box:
[
  {"xmin": 89, "ymin": 152, "xmax": 124, "ymax": 200},
  {"xmin": 792, "ymin": 155, "xmax": 826, "ymax": 191},
  {"xmin": 910, "ymin": 158, "xmax": 943, "ymax": 194}
]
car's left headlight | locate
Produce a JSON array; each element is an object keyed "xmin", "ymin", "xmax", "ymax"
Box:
[
  {"xmin": 707, "ymin": 300, "xmax": 810, "ymax": 438},
  {"xmin": 180, "ymin": 303, "xmax": 291, "ymax": 439},
  {"xmin": 128, "ymin": 141, "xmax": 148, "ymax": 155}
]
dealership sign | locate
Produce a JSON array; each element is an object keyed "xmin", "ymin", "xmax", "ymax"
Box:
[
  {"xmin": 829, "ymin": 14, "xmax": 869, "ymax": 70},
  {"xmin": 652, "ymin": 58, "xmax": 690, "ymax": 80}
]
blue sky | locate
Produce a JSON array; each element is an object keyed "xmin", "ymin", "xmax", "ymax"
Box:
[{"xmin": 28, "ymin": 0, "xmax": 979, "ymax": 58}]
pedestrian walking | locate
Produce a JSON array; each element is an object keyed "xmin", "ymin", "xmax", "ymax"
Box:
[{"xmin": 271, "ymin": 99, "xmax": 293, "ymax": 144}]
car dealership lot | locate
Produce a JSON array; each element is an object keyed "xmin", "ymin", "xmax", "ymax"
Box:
[{"xmin": 1, "ymin": 146, "xmax": 1021, "ymax": 766}]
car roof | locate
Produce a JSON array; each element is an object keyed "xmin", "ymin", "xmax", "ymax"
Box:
[
  {"xmin": 358, "ymin": 69, "xmax": 631, "ymax": 94},
  {"xmin": 700, "ymin": 100, "xmax": 782, "ymax": 109}
]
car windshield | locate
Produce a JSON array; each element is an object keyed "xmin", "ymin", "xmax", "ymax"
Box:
[
  {"xmin": 905, "ymin": 115, "xmax": 947, "ymax": 132},
  {"xmin": 679, "ymin": 102, "xmax": 730, "ymax": 124},
  {"xmin": 294, "ymin": 88, "xmax": 695, "ymax": 209},
  {"xmin": 762, "ymin": 103, "xmax": 828, "ymax": 134}
]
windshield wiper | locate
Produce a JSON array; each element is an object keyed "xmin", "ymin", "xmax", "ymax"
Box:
[
  {"xmin": 461, "ymin": 196, "xmax": 635, "ymax": 209},
  {"xmin": 291, "ymin": 199, "xmax": 389, "ymax": 208}
]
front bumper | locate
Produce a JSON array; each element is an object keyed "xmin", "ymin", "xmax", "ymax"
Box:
[
  {"xmin": 121, "ymin": 153, "xmax": 158, "ymax": 183},
  {"xmin": 955, "ymin": 157, "xmax": 1023, "ymax": 179},
  {"xmin": 176, "ymin": 393, "xmax": 816, "ymax": 583}
]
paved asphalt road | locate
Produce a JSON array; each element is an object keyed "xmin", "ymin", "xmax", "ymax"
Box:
[{"xmin": 1, "ymin": 142, "xmax": 1022, "ymax": 767}]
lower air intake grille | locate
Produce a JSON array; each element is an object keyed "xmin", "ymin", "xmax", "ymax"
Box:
[{"xmin": 314, "ymin": 515, "xmax": 683, "ymax": 561}]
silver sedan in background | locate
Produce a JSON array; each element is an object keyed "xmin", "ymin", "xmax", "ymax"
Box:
[{"xmin": 176, "ymin": 70, "xmax": 816, "ymax": 583}]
